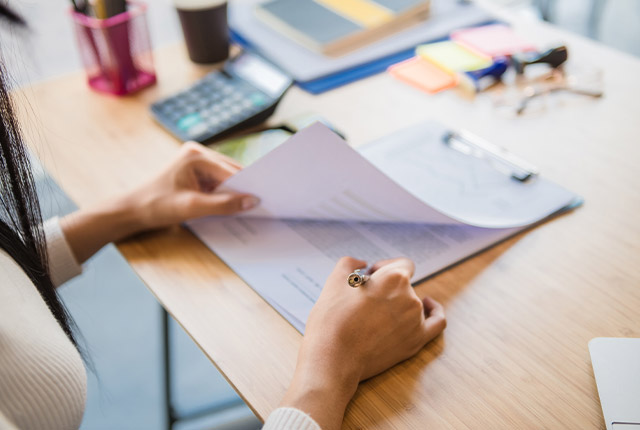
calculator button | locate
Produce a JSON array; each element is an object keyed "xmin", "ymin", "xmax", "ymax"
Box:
[
  {"xmin": 200, "ymin": 107, "xmax": 214, "ymax": 117},
  {"xmin": 168, "ymin": 111, "xmax": 183, "ymax": 121},
  {"xmin": 174, "ymin": 99, "xmax": 189, "ymax": 109},
  {"xmin": 250, "ymin": 93, "xmax": 268, "ymax": 107},
  {"xmin": 176, "ymin": 113, "xmax": 203, "ymax": 131},
  {"xmin": 186, "ymin": 122, "xmax": 208, "ymax": 139}
]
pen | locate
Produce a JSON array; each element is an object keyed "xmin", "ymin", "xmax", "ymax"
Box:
[
  {"xmin": 71, "ymin": 0, "xmax": 93, "ymax": 15},
  {"xmin": 70, "ymin": 0, "xmax": 110, "ymax": 82},
  {"xmin": 104, "ymin": 0, "xmax": 127, "ymax": 18},
  {"xmin": 93, "ymin": 0, "xmax": 107, "ymax": 19}
]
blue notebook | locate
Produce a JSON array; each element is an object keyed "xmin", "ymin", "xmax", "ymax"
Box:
[{"xmin": 229, "ymin": 0, "xmax": 495, "ymax": 94}]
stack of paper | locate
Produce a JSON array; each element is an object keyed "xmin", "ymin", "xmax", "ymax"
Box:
[{"xmin": 188, "ymin": 122, "xmax": 580, "ymax": 333}]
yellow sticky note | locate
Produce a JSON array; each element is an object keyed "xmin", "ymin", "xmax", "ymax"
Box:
[
  {"xmin": 315, "ymin": 0, "xmax": 393, "ymax": 28},
  {"xmin": 417, "ymin": 41, "xmax": 493, "ymax": 72},
  {"xmin": 389, "ymin": 57, "xmax": 458, "ymax": 94}
]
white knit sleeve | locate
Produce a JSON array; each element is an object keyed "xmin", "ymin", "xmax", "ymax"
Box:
[
  {"xmin": 262, "ymin": 407, "xmax": 321, "ymax": 430},
  {"xmin": 0, "ymin": 410, "xmax": 18, "ymax": 430},
  {"xmin": 43, "ymin": 217, "xmax": 82, "ymax": 287}
]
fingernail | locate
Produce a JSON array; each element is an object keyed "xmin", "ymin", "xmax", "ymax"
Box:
[{"xmin": 241, "ymin": 196, "xmax": 260, "ymax": 210}]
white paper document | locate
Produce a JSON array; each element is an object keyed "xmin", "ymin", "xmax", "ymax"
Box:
[
  {"xmin": 217, "ymin": 122, "xmax": 576, "ymax": 228},
  {"xmin": 187, "ymin": 122, "xmax": 580, "ymax": 333}
]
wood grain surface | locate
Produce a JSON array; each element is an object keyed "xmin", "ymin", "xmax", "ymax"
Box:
[{"xmin": 14, "ymin": 6, "xmax": 640, "ymax": 429}]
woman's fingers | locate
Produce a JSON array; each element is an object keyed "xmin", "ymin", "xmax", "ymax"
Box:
[
  {"xmin": 369, "ymin": 257, "xmax": 415, "ymax": 284},
  {"xmin": 197, "ymin": 143, "xmax": 244, "ymax": 171},
  {"xmin": 197, "ymin": 156, "xmax": 238, "ymax": 182},
  {"xmin": 333, "ymin": 256, "xmax": 368, "ymax": 279},
  {"xmin": 325, "ymin": 257, "xmax": 367, "ymax": 290},
  {"xmin": 181, "ymin": 191, "xmax": 260, "ymax": 218},
  {"xmin": 421, "ymin": 296, "xmax": 446, "ymax": 342},
  {"xmin": 213, "ymin": 151, "xmax": 243, "ymax": 170},
  {"xmin": 367, "ymin": 258, "xmax": 397, "ymax": 274},
  {"xmin": 181, "ymin": 142, "xmax": 241, "ymax": 182}
]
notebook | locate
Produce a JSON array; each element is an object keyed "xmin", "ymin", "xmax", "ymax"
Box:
[
  {"xmin": 255, "ymin": 0, "xmax": 430, "ymax": 56},
  {"xmin": 187, "ymin": 122, "xmax": 582, "ymax": 333}
]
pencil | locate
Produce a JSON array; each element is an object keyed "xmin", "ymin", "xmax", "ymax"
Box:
[{"xmin": 93, "ymin": 0, "xmax": 107, "ymax": 19}]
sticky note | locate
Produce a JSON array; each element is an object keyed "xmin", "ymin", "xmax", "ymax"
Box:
[
  {"xmin": 389, "ymin": 57, "xmax": 458, "ymax": 94},
  {"xmin": 451, "ymin": 24, "xmax": 537, "ymax": 57},
  {"xmin": 416, "ymin": 41, "xmax": 493, "ymax": 72}
]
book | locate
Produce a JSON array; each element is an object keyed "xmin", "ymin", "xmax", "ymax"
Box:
[
  {"xmin": 187, "ymin": 122, "xmax": 581, "ymax": 333},
  {"xmin": 255, "ymin": 0, "xmax": 431, "ymax": 57}
]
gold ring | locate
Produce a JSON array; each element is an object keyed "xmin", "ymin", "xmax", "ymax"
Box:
[{"xmin": 347, "ymin": 269, "xmax": 369, "ymax": 288}]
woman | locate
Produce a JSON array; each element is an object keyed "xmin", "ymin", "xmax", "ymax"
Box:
[{"xmin": 0, "ymin": 6, "xmax": 445, "ymax": 430}]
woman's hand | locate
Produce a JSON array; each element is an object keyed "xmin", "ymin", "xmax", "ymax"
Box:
[
  {"xmin": 60, "ymin": 143, "xmax": 258, "ymax": 264},
  {"xmin": 118, "ymin": 142, "xmax": 259, "ymax": 231},
  {"xmin": 280, "ymin": 257, "xmax": 446, "ymax": 430}
]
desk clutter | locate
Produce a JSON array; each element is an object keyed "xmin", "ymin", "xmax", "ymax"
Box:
[
  {"xmin": 48, "ymin": 2, "xmax": 637, "ymax": 427},
  {"xmin": 388, "ymin": 24, "xmax": 604, "ymax": 115},
  {"xmin": 230, "ymin": 0, "xmax": 494, "ymax": 93}
]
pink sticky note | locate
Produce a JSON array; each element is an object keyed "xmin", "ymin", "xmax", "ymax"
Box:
[
  {"xmin": 389, "ymin": 57, "xmax": 458, "ymax": 94},
  {"xmin": 451, "ymin": 24, "xmax": 536, "ymax": 57}
]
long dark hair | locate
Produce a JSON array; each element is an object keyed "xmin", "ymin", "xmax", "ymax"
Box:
[{"xmin": 0, "ymin": 5, "xmax": 79, "ymax": 349}]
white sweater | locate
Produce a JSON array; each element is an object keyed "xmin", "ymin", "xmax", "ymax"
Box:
[{"xmin": 0, "ymin": 218, "xmax": 320, "ymax": 430}]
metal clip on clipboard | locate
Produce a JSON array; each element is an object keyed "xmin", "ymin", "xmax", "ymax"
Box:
[{"xmin": 442, "ymin": 130, "xmax": 539, "ymax": 182}]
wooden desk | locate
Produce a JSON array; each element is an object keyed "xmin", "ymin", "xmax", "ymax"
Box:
[{"xmin": 16, "ymin": 9, "xmax": 640, "ymax": 429}]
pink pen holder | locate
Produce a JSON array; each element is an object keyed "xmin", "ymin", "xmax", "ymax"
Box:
[{"xmin": 71, "ymin": 2, "xmax": 156, "ymax": 96}]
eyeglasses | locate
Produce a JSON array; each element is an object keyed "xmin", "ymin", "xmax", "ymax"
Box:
[{"xmin": 492, "ymin": 66, "xmax": 604, "ymax": 116}]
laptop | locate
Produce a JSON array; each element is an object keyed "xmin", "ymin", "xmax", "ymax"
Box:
[{"xmin": 589, "ymin": 338, "xmax": 640, "ymax": 430}]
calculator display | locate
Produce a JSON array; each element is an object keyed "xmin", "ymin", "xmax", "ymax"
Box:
[{"xmin": 229, "ymin": 55, "xmax": 291, "ymax": 98}]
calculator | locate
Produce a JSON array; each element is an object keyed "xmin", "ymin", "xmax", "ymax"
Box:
[{"xmin": 151, "ymin": 52, "xmax": 293, "ymax": 143}]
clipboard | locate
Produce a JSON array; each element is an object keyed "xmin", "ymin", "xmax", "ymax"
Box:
[
  {"xmin": 359, "ymin": 121, "xmax": 581, "ymax": 229},
  {"xmin": 442, "ymin": 129, "xmax": 539, "ymax": 182}
]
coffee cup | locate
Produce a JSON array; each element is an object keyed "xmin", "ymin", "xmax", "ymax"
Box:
[{"xmin": 174, "ymin": 0, "xmax": 229, "ymax": 64}]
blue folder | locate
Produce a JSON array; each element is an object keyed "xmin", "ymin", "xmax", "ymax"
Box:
[{"xmin": 232, "ymin": 31, "xmax": 458, "ymax": 94}]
